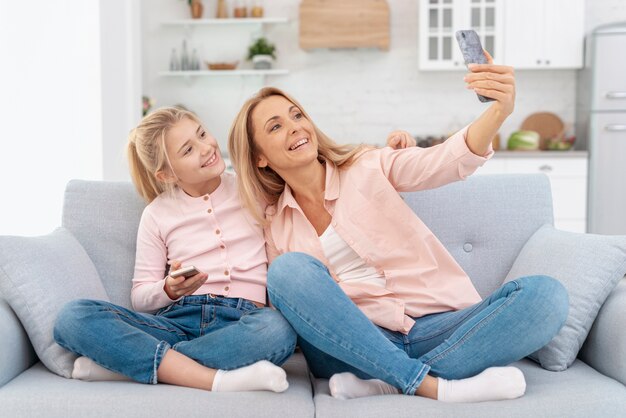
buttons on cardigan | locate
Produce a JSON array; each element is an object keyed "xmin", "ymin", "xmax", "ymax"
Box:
[
  {"xmin": 215, "ymin": 229, "xmax": 221, "ymax": 235},
  {"xmin": 207, "ymin": 208, "xmax": 213, "ymax": 213},
  {"xmin": 203, "ymin": 195, "xmax": 209, "ymax": 201},
  {"xmin": 463, "ymin": 243, "xmax": 473, "ymax": 252},
  {"xmin": 220, "ymin": 244, "xmax": 226, "ymax": 249},
  {"xmin": 224, "ymin": 270, "xmax": 229, "ymax": 276}
]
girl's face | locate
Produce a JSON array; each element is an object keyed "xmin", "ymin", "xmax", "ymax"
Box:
[
  {"xmin": 252, "ymin": 95, "xmax": 319, "ymax": 173},
  {"xmin": 161, "ymin": 117, "xmax": 225, "ymax": 196}
]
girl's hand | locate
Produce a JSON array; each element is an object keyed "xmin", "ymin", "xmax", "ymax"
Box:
[
  {"xmin": 464, "ymin": 50, "xmax": 516, "ymax": 116},
  {"xmin": 386, "ymin": 130, "xmax": 416, "ymax": 149},
  {"xmin": 164, "ymin": 260, "xmax": 208, "ymax": 300}
]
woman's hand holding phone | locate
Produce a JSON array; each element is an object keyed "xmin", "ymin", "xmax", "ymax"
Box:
[
  {"xmin": 464, "ymin": 49, "xmax": 516, "ymax": 117},
  {"xmin": 164, "ymin": 260, "xmax": 208, "ymax": 300}
]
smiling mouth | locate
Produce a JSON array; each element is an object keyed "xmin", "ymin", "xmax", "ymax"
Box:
[
  {"xmin": 289, "ymin": 138, "xmax": 309, "ymax": 151},
  {"xmin": 202, "ymin": 153, "xmax": 218, "ymax": 167}
]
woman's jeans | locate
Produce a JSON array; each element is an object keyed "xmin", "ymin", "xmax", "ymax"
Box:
[
  {"xmin": 267, "ymin": 252, "xmax": 569, "ymax": 396},
  {"xmin": 53, "ymin": 295, "xmax": 297, "ymax": 384}
]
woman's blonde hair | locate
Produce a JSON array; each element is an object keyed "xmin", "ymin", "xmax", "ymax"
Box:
[
  {"xmin": 127, "ymin": 106, "xmax": 202, "ymax": 202},
  {"xmin": 228, "ymin": 87, "xmax": 370, "ymax": 224}
]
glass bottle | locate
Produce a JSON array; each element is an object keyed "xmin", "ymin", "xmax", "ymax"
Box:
[
  {"xmin": 181, "ymin": 40, "xmax": 190, "ymax": 71},
  {"xmin": 191, "ymin": 48, "xmax": 200, "ymax": 71},
  {"xmin": 169, "ymin": 48, "xmax": 180, "ymax": 71}
]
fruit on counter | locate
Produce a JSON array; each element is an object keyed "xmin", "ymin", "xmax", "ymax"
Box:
[{"xmin": 507, "ymin": 130, "xmax": 540, "ymax": 150}]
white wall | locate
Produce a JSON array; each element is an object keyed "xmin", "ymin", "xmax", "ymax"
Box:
[
  {"xmin": 0, "ymin": 0, "xmax": 102, "ymax": 236},
  {"xmin": 100, "ymin": 0, "xmax": 143, "ymax": 181},
  {"xmin": 138, "ymin": 0, "xmax": 625, "ymax": 162}
]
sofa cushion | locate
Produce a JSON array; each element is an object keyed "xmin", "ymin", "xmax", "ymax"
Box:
[
  {"xmin": 312, "ymin": 359, "xmax": 626, "ymax": 418},
  {"xmin": 0, "ymin": 228, "xmax": 109, "ymax": 378},
  {"xmin": 504, "ymin": 224, "xmax": 626, "ymax": 371},
  {"xmin": 402, "ymin": 174, "xmax": 554, "ymax": 298},
  {"xmin": 62, "ymin": 180, "xmax": 146, "ymax": 309},
  {"xmin": 0, "ymin": 353, "xmax": 315, "ymax": 418}
]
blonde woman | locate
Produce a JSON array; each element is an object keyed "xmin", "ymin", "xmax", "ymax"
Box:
[
  {"xmin": 228, "ymin": 59, "xmax": 568, "ymax": 402},
  {"xmin": 53, "ymin": 107, "xmax": 297, "ymax": 392}
]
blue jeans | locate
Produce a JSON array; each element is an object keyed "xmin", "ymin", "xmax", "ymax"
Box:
[
  {"xmin": 53, "ymin": 295, "xmax": 297, "ymax": 384},
  {"xmin": 267, "ymin": 252, "xmax": 568, "ymax": 395}
]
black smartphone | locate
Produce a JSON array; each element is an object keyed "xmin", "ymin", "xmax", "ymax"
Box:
[
  {"xmin": 170, "ymin": 265, "xmax": 201, "ymax": 279},
  {"xmin": 455, "ymin": 29, "xmax": 494, "ymax": 103}
]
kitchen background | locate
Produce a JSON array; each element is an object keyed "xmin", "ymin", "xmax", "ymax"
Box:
[{"xmin": 1, "ymin": 0, "xmax": 625, "ymax": 236}]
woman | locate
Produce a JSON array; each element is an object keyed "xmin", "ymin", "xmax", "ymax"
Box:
[{"xmin": 227, "ymin": 54, "xmax": 569, "ymax": 402}]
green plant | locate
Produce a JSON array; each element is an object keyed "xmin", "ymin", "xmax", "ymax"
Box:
[{"xmin": 247, "ymin": 37, "xmax": 276, "ymax": 60}]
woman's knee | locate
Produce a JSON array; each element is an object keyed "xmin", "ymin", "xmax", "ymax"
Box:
[
  {"xmin": 520, "ymin": 275, "xmax": 569, "ymax": 328},
  {"xmin": 267, "ymin": 252, "xmax": 324, "ymax": 293}
]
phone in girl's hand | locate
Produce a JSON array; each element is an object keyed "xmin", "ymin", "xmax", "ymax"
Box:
[
  {"xmin": 170, "ymin": 265, "xmax": 201, "ymax": 279},
  {"xmin": 455, "ymin": 29, "xmax": 495, "ymax": 103}
]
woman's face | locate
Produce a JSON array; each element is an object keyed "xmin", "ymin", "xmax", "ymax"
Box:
[
  {"xmin": 251, "ymin": 95, "xmax": 319, "ymax": 173},
  {"xmin": 161, "ymin": 117, "xmax": 225, "ymax": 196}
]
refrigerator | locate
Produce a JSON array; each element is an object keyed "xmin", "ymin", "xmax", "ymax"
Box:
[{"xmin": 577, "ymin": 22, "xmax": 626, "ymax": 235}]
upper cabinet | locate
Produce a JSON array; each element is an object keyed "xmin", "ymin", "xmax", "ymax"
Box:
[
  {"xmin": 503, "ymin": 0, "xmax": 584, "ymax": 69},
  {"xmin": 419, "ymin": 0, "xmax": 504, "ymax": 70},
  {"xmin": 418, "ymin": 0, "xmax": 584, "ymax": 71}
]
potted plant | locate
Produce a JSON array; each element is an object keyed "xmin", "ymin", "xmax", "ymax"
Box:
[{"xmin": 247, "ymin": 37, "xmax": 276, "ymax": 70}]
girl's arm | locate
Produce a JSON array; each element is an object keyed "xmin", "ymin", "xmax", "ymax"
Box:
[{"xmin": 130, "ymin": 210, "xmax": 178, "ymax": 313}]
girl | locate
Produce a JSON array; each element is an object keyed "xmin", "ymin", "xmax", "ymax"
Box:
[
  {"xmin": 53, "ymin": 107, "xmax": 298, "ymax": 392},
  {"xmin": 228, "ymin": 56, "xmax": 569, "ymax": 402}
]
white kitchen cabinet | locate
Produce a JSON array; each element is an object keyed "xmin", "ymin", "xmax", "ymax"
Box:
[
  {"xmin": 474, "ymin": 154, "xmax": 588, "ymax": 232},
  {"xmin": 503, "ymin": 0, "xmax": 584, "ymax": 69},
  {"xmin": 418, "ymin": 0, "xmax": 504, "ymax": 70}
]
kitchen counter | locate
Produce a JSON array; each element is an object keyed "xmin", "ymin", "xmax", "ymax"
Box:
[{"xmin": 492, "ymin": 150, "xmax": 588, "ymax": 158}]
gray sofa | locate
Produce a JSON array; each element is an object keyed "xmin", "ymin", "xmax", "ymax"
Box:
[{"xmin": 1, "ymin": 174, "xmax": 625, "ymax": 417}]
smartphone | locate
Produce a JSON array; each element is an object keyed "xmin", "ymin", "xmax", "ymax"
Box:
[
  {"xmin": 455, "ymin": 29, "xmax": 494, "ymax": 103},
  {"xmin": 170, "ymin": 265, "xmax": 201, "ymax": 279}
]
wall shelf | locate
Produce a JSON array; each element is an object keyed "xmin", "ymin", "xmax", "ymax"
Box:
[
  {"xmin": 159, "ymin": 69, "xmax": 288, "ymax": 77},
  {"xmin": 162, "ymin": 17, "xmax": 289, "ymax": 27}
]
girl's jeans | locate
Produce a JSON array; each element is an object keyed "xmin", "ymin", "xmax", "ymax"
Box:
[
  {"xmin": 267, "ymin": 252, "xmax": 569, "ymax": 396},
  {"xmin": 54, "ymin": 295, "xmax": 297, "ymax": 384}
]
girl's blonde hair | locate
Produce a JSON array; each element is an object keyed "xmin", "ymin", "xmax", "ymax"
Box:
[
  {"xmin": 228, "ymin": 87, "xmax": 370, "ymax": 224},
  {"xmin": 127, "ymin": 106, "xmax": 202, "ymax": 202}
]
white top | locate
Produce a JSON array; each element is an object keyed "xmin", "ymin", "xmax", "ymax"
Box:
[{"xmin": 319, "ymin": 225, "xmax": 386, "ymax": 287}]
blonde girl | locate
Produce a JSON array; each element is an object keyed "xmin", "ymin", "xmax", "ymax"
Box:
[{"xmin": 53, "ymin": 107, "xmax": 298, "ymax": 392}]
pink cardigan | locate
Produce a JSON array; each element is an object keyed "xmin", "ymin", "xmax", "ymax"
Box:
[{"xmin": 265, "ymin": 126, "xmax": 493, "ymax": 334}]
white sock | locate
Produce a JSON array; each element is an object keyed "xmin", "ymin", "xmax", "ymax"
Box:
[
  {"xmin": 71, "ymin": 356, "xmax": 131, "ymax": 382},
  {"xmin": 211, "ymin": 360, "xmax": 289, "ymax": 393},
  {"xmin": 329, "ymin": 372, "xmax": 400, "ymax": 400},
  {"xmin": 437, "ymin": 367, "xmax": 526, "ymax": 403}
]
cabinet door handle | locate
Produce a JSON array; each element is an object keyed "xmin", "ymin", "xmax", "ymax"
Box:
[
  {"xmin": 605, "ymin": 124, "xmax": 626, "ymax": 132},
  {"xmin": 606, "ymin": 92, "xmax": 626, "ymax": 99},
  {"xmin": 539, "ymin": 165, "xmax": 553, "ymax": 172}
]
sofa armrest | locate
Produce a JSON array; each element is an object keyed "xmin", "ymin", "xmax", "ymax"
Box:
[
  {"xmin": 579, "ymin": 277, "xmax": 626, "ymax": 385},
  {"xmin": 0, "ymin": 298, "xmax": 37, "ymax": 387}
]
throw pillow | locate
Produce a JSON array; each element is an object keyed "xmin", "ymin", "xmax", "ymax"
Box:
[
  {"xmin": 504, "ymin": 224, "xmax": 626, "ymax": 371},
  {"xmin": 0, "ymin": 227, "xmax": 109, "ymax": 378}
]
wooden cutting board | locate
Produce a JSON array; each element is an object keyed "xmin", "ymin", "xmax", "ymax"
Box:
[
  {"xmin": 521, "ymin": 112, "xmax": 565, "ymax": 150},
  {"xmin": 299, "ymin": 0, "xmax": 390, "ymax": 50}
]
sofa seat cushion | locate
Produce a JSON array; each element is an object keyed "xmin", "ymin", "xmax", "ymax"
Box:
[
  {"xmin": 0, "ymin": 353, "xmax": 314, "ymax": 418},
  {"xmin": 312, "ymin": 359, "xmax": 626, "ymax": 418}
]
